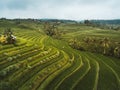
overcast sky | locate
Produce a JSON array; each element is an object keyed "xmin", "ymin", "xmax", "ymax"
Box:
[{"xmin": 0, "ymin": 0, "xmax": 120, "ymax": 20}]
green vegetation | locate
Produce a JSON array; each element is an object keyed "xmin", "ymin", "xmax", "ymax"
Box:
[
  {"xmin": 68, "ymin": 37, "xmax": 120, "ymax": 58},
  {"xmin": 0, "ymin": 19, "xmax": 120, "ymax": 90},
  {"xmin": 0, "ymin": 28, "xmax": 16, "ymax": 45},
  {"xmin": 43, "ymin": 22, "xmax": 62, "ymax": 39}
]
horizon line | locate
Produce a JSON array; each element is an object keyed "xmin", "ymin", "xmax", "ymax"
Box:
[{"xmin": 0, "ymin": 17, "xmax": 120, "ymax": 21}]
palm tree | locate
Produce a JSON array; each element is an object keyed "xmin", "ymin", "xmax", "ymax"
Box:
[
  {"xmin": 101, "ymin": 38, "xmax": 110, "ymax": 55},
  {"xmin": 69, "ymin": 38, "xmax": 81, "ymax": 49},
  {"xmin": 114, "ymin": 47, "xmax": 120, "ymax": 57}
]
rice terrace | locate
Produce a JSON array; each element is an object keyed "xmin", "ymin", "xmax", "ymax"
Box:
[
  {"xmin": 1, "ymin": 1, "xmax": 120, "ymax": 90},
  {"xmin": 0, "ymin": 18, "xmax": 120, "ymax": 90}
]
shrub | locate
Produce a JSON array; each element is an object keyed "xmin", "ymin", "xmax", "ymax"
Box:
[
  {"xmin": 7, "ymin": 57, "xmax": 13, "ymax": 61},
  {"xmin": 0, "ymin": 70, "xmax": 7, "ymax": 78},
  {"xmin": 0, "ymin": 81, "xmax": 12, "ymax": 90}
]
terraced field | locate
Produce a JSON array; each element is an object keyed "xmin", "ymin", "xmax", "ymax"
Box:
[{"xmin": 0, "ymin": 22, "xmax": 120, "ymax": 90}]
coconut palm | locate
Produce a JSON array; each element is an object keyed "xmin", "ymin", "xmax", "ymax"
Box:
[
  {"xmin": 114, "ymin": 47, "xmax": 120, "ymax": 58},
  {"xmin": 101, "ymin": 38, "xmax": 110, "ymax": 55}
]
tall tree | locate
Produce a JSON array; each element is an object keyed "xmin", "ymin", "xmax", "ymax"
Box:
[{"xmin": 43, "ymin": 22, "xmax": 61, "ymax": 39}]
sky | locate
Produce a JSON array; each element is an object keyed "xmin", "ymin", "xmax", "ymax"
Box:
[{"xmin": 0, "ymin": 0, "xmax": 120, "ymax": 20}]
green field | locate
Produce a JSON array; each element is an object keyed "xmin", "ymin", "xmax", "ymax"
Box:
[{"xmin": 0, "ymin": 20, "xmax": 120, "ymax": 90}]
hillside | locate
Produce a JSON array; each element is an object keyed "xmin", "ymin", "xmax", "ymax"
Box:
[{"xmin": 0, "ymin": 19, "xmax": 120, "ymax": 90}]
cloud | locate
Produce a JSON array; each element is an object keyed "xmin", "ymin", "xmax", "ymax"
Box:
[
  {"xmin": 0, "ymin": 0, "xmax": 120, "ymax": 19},
  {"xmin": 0, "ymin": 0, "xmax": 33, "ymax": 10},
  {"xmin": 7, "ymin": 0, "xmax": 30, "ymax": 10}
]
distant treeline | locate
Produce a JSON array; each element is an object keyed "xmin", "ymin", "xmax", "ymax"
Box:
[
  {"xmin": 1, "ymin": 18, "xmax": 120, "ymax": 25},
  {"xmin": 90, "ymin": 19, "xmax": 120, "ymax": 25},
  {"xmin": 0, "ymin": 18, "xmax": 77, "ymax": 24},
  {"xmin": 83, "ymin": 20, "xmax": 120, "ymax": 31}
]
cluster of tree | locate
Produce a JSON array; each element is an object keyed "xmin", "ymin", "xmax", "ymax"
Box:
[
  {"xmin": 83, "ymin": 20, "xmax": 120, "ymax": 31},
  {"xmin": 84, "ymin": 20, "xmax": 93, "ymax": 25},
  {"xmin": 0, "ymin": 28, "xmax": 16, "ymax": 45},
  {"xmin": 69, "ymin": 37, "xmax": 120, "ymax": 58},
  {"xmin": 43, "ymin": 22, "xmax": 62, "ymax": 39}
]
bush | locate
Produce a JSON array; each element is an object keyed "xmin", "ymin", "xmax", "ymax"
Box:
[
  {"xmin": 7, "ymin": 57, "xmax": 13, "ymax": 61},
  {"xmin": 0, "ymin": 82, "xmax": 11, "ymax": 90},
  {"xmin": 0, "ymin": 70, "xmax": 7, "ymax": 77}
]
